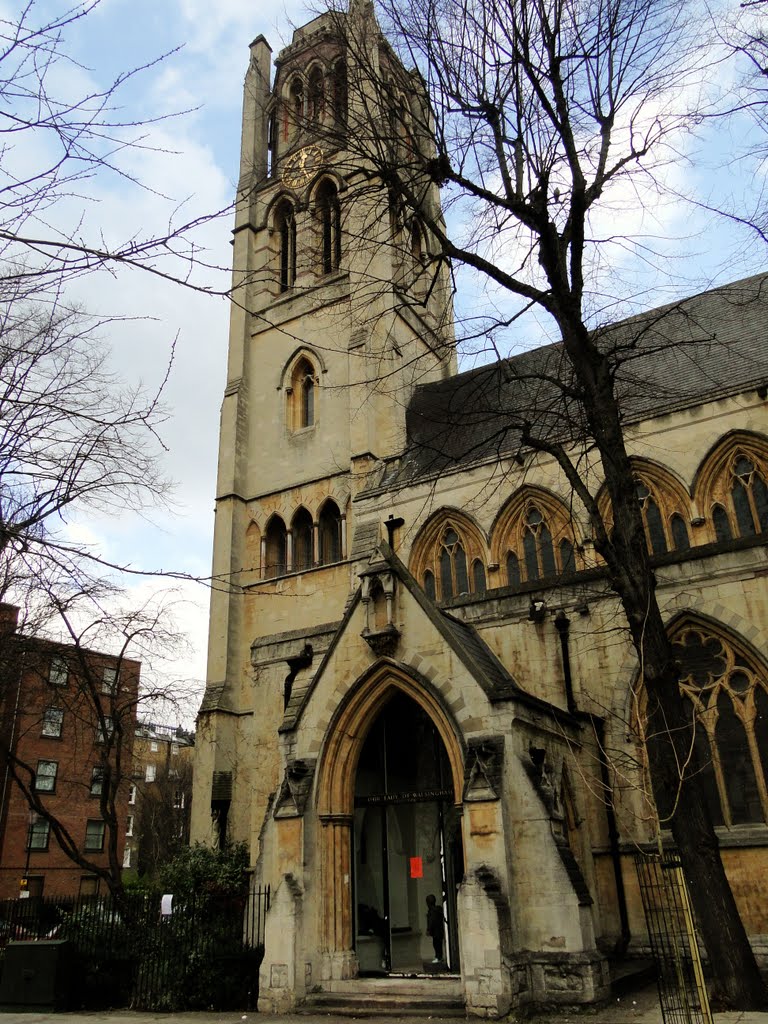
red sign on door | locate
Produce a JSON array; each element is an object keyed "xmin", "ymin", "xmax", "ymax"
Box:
[{"xmin": 409, "ymin": 856, "xmax": 423, "ymax": 878}]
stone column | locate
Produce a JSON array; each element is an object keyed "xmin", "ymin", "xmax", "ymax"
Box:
[{"xmin": 319, "ymin": 813, "xmax": 357, "ymax": 981}]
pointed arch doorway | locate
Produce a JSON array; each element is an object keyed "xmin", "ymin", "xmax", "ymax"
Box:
[{"xmin": 353, "ymin": 692, "xmax": 463, "ymax": 975}]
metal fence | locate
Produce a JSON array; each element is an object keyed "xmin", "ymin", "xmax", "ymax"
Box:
[
  {"xmin": 635, "ymin": 851, "xmax": 713, "ymax": 1024},
  {"xmin": 0, "ymin": 886, "xmax": 270, "ymax": 1011}
]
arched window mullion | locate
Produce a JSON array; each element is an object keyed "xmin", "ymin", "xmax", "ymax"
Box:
[
  {"xmin": 745, "ymin": 719, "xmax": 768, "ymax": 824},
  {"xmin": 277, "ymin": 202, "xmax": 297, "ymax": 293},
  {"xmin": 732, "ymin": 478, "xmax": 756, "ymax": 536},
  {"xmin": 704, "ymin": 711, "xmax": 732, "ymax": 828},
  {"xmin": 674, "ymin": 624, "xmax": 768, "ymax": 826},
  {"xmin": 752, "ymin": 472, "xmax": 768, "ymax": 531}
]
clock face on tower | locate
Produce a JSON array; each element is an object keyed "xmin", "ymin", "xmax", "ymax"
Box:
[{"xmin": 281, "ymin": 145, "xmax": 325, "ymax": 188}]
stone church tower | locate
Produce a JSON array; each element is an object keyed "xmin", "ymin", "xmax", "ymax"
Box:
[
  {"xmin": 193, "ymin": 0, "xmax": 456, "ymax": 855},
  {"xmin": 192, "ymin": 1, "xmax": 768, "ymax": 1016}
]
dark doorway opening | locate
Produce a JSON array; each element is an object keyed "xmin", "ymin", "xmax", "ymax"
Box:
[{"xmin": 353, "ymin": 693, "xmax": 463, "ymax": 975}]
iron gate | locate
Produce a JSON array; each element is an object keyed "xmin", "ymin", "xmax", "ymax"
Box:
[{"xmin": 635, "ymin": 851, "xmax": 712, "ymax": 1024}]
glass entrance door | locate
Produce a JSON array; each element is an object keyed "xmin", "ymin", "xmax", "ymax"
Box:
[{"xmin": 353, "ymin": 694, "xmax": 463, "ymax": 974}]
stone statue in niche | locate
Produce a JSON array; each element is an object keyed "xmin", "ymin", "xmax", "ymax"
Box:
[{"xmin": 360, "ymin": 564, "xmax": 400, "ymax": 656}]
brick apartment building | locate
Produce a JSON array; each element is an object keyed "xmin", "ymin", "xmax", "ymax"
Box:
[
  {"xmin": 124, "ymin": 721, "xmax": 193, "ymax": 878},
  {"xmin": 0, "ymin": 603, "xmax": 140, "ymax": 898}
]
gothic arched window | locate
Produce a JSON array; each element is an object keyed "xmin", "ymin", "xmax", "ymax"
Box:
[
  {"xmin": 318, "ymin": 500, "xmax": 342, "ymax": 565},
  {"xmin": 332, "ymin": 60, "xmax": 347, "ymax": 126},
  {"xmin": 599, "ymin": 466, "xmax": 691, "ymax": 557},
  {"xmin": 502, "ymin": 504, "xmax": 575, "ymax": 587},
  {"xmin": 308, "ymin": 66, "xmax": 324, "ymax": 123},
  {"xmin": 316, "ymin": 180, "xmax": 341, "ymax": 275},
  {"xmin": 301, "ymin": 373, "xmax": 314, "ymax": 427},
  {"xmin": 275, "ymin": 200, "xmax": 297, "ymax": 292},
  {"xmin": 264, "ymin": 516, "xmax": 288, "ymax": 579},
  {"xmin": 472, "ymin": 559, "xmax": 486, "ymax": 594},
  {"xmin": 438, "ymin": 528, "xmax": 469, "ymax": 600},
  {"xmin": 695, "ymin": 436, "xmax": 768, "ymax": 545},
  {"xmin": 663, "ymin": 624, "xmax": 768, "ymax": 827},
  {"xmin": 633, "ymin": 478, "xmax": 691, "ymax": 554},
  {"xmin": 292, "ymin": 507, "xmax": 313, "ymax": 572},
  {"xmin": 288, "ymin": 356, "xmax": 316, "ymax": 431},
  {"xmin": 412, "ymin": 514, "xmax": 486, "ymax": 602},
  {"xmin": 712, "ymin": 454, "xmax": 768, "ymax": 541},
  {"xmin": 289, "ymin": 77, "xmax": 304, "ymax": 134},
  {"xmin": 267, "ymin": 112, "xmax": 277, "ymax": 177}
]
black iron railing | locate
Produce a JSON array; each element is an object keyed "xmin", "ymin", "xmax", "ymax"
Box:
[{"xmin": 0, "ymin": 886, "xmax": 270, "ymax": 1011}]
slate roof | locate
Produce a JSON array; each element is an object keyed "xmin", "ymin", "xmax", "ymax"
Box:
[{"xmin": 380, "ymin": 273, "xmax": 768, "ymax": 488}]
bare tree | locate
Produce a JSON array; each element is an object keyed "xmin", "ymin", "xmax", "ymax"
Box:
[
  {"xmin": 293, "ymin": 0, "xmax": 768, "ymax": 1007},
  {"xmin": 0, "ymin": 0, "xmax": 228, "ymax": 292},
  {"xmin": 712, "ymin": 0, "xmax": 768, "ymax": 244},
  {"xmin": 0, "ymin": 282, "xmax": 171, "ymax": 566},
  {"xmin": 0, "ymin": 1, "xmax": 214, "ymax": 903},
  {"xmin": 135, "ymin": 744, "xmax": 193, "ymax": 880}
]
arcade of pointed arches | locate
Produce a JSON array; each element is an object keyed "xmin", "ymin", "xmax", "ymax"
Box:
[
  {"xmin": 266, "ymin": 57, "xmax": 347, "ymax": 176},
  {"xmin": 268, "ymin": 176, "xmax": 343, "ymax": 293},
  {"xmin": 409, "ymin": 432, "xmax": 768, "ymax": 602},
  {"xmin": 245, "ymin": 496, "xmax": 348, "ymax": 580}
]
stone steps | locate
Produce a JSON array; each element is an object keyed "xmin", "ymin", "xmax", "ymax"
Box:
[{"xmin": 301, "ymin": 976, "xmax": 466, "ymax": 1017}]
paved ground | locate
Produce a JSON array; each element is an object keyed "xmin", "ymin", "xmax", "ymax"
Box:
[{"xmin": 2, "ymin": 984, "xmax": 768, "ymax": 1024}]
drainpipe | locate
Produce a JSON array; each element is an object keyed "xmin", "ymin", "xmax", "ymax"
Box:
[
  {"xmin": 593, "ymin": 715, "xmax": 631, "ymax": 957},
  {"xmin": 554, "ymin": 611, "xmax": 577, "ymax": 715},
  {"xmin": 554, "ymin": 610, "xmax": 631, "ymax": 956}
]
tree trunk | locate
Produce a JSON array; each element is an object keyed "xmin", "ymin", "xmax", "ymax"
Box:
[
  {"xmin": 644, "ymin": 659, "xmax": 768, "ymax": 1009},
  {"xmin": 568, "ymin": 330, "xmax": 768, "ymax": 1009}
]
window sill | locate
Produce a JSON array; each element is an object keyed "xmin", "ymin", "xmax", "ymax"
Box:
[
  {"xmin": 250, "ymin": 557, "xmax": 350, "ymax": 587},
  {"xmin": 289, "ymin": 424, "xmax": 317, "ymax": 438}
]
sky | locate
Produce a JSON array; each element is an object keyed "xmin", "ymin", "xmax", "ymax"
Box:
[
  {"xmin": 4, "ymin": 0, "xmax": 766, "ymax": 724},
  {"xmin": 1, "ymin": 0, "xmax": 312, "ymax": 720}
]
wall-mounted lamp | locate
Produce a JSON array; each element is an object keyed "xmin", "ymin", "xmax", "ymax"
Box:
[{"xmin": 529, "ymin": 597, "xmax": 547, "ymax": 623}]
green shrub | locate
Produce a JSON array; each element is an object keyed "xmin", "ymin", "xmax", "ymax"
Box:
[{"xmin": 157, "ymin": 842, "xmax": 249, "ymax": 899}]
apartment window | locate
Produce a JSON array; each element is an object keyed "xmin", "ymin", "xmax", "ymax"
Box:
[
  {"xmin": 90, "ymin": 766, "xmax": 104, "ymax": 796},
  {"xmin": 79, "ymin": 876, "xmax": 99, "ymax": 898},
  {"xmin": 41, "ymin": 707, "xmax": 63, "ymax": 738},
  {"xmin": 145, "ymin": 764, "xmax": 156, "ymax": 783},
  {"xmin": 84, "ymin": 819, "xmax": 105, "ymax": 851},
  {"xmin": 123, "ymin": 845, "xmax": 132, "ymax": 869},
  {"xmin": 96, "ymin": 717, "xmax": 114, "ymax": 743},
  {"xmin": 27, "ymin": 819, "xmax": 50, "ymax": 850},
  {"xmin": 173, "ymin": 791, "xmax": 185, "ymax": 810},
  {"xmin": 150, "ymin": 740, "xmax": 159, "ymax": 753},
  {"xmin": 35, "ymin": 760, "xmax": 58, "ymax": 793},
  {"xmin": 49, "ymin": 655, "xmax": 68, "ymax": 686},
  {"xmin": 126, "ymin": 814, "xmax": 134, "ymax": 837},
  {"xmin": 128, "ymin": 783, "xmax": 137, "ymax": 805},
  {"xmin": 102, "ymin": 667, "xmax": 118, "ymax": 695},
  {"xmin": 171, "ymin": 742, "xmax": 179, "ymax": 756}
]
